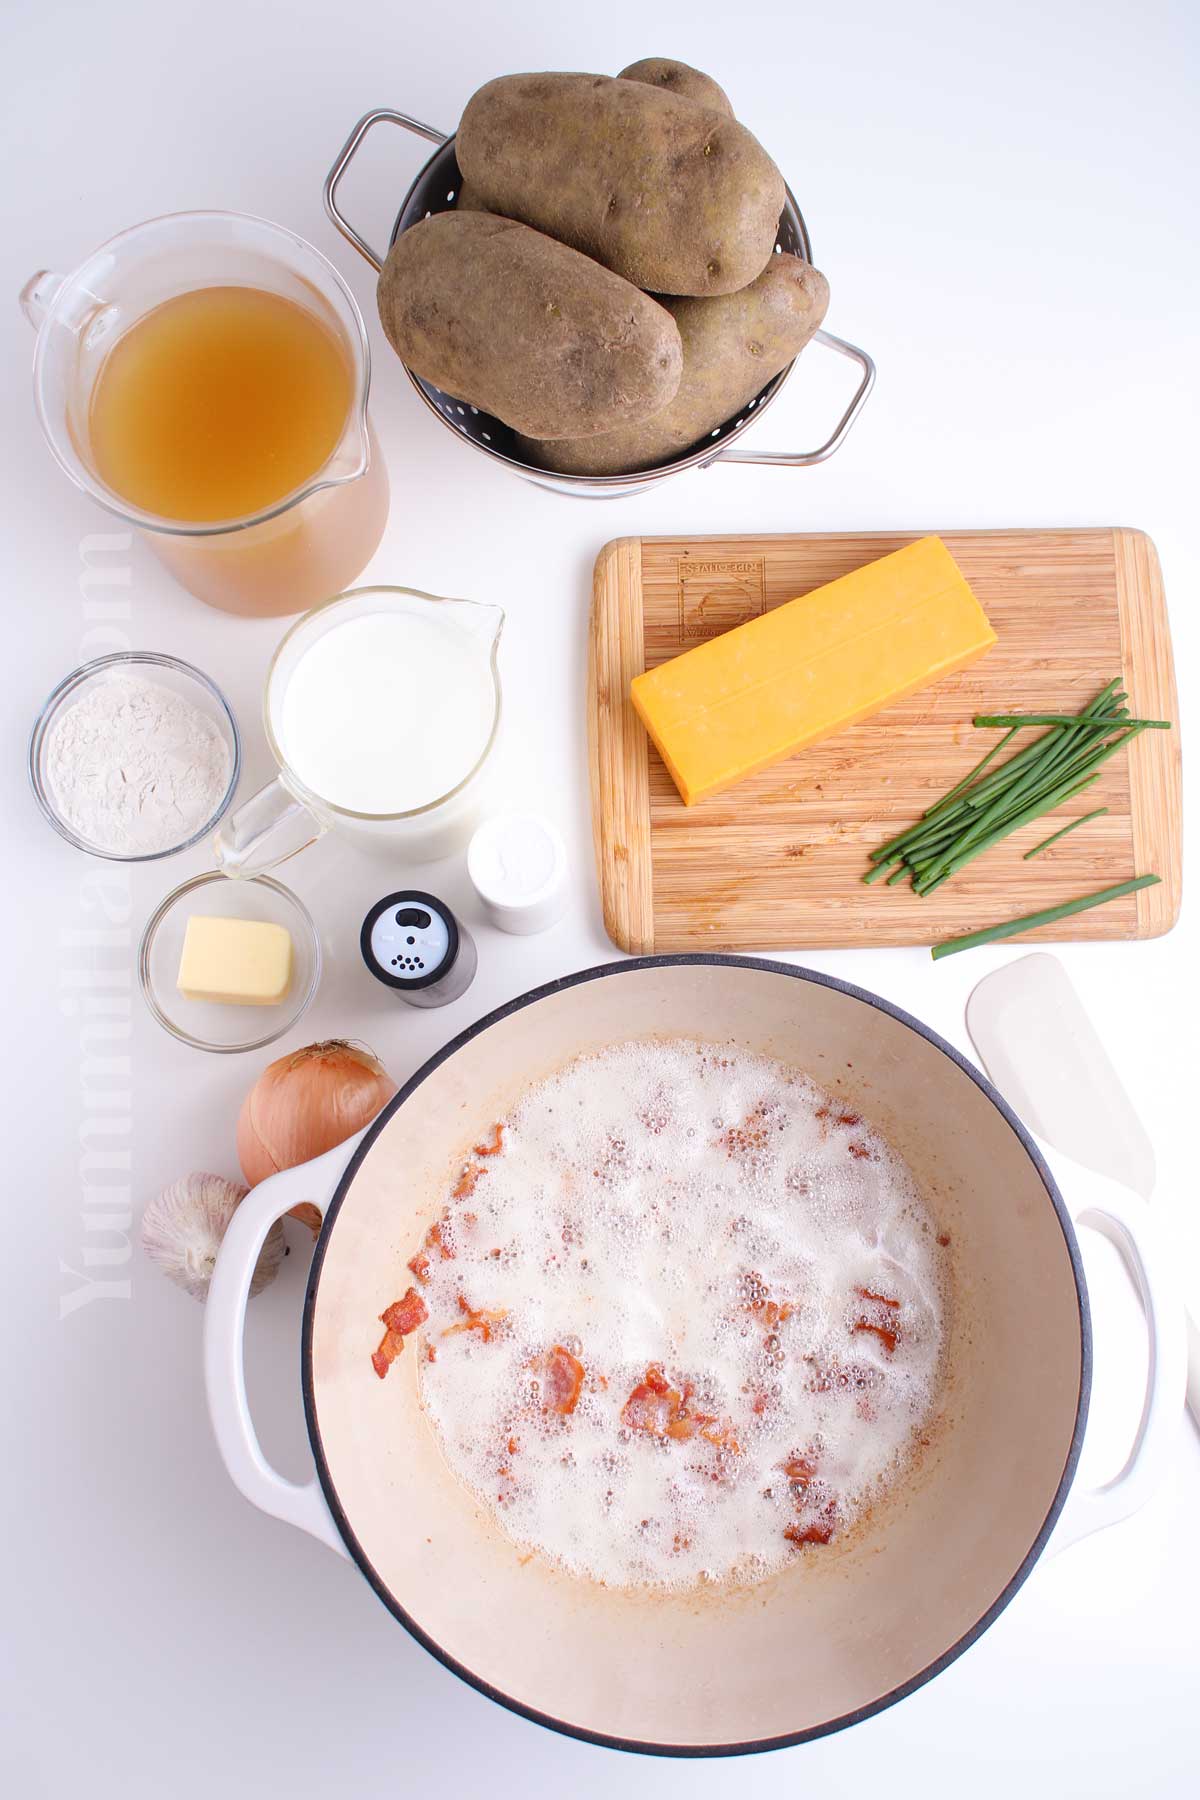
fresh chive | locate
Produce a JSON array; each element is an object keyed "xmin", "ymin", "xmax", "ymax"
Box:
[
  {"xmin": 1022, "ymin": 807, "xmax": 1109, "ymax": 859},
  {"xmin": 865, "ymin": 680, "xmax": 1170, "ymax": 898},
  {"xmin": 930, "ymin": 875, "xmax": 1161, "ymax": 960},
  {"xmin": 973, "ymin": 713, "xmax": 1170, "ymax": 730},
  {"xmin": 935, "ymin": 726, "xmax": 1020, "ymax": 806},
  {"xmin": 913, "ymin": 772, "xmax": 1103, "ymax": 891}
]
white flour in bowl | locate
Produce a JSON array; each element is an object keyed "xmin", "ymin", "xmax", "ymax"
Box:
[
  {"xmin": 383, "ymin": 1039, "xmax": 948, "ymax": 1592},
  {"xmin": 45, "ymin": 674, "xmax": 232, "ymax": 856}
]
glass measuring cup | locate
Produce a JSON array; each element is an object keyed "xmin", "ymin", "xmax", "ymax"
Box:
[
  {"xmin": 21, "ymin": 211, "xmax": 389, "ymax": 618},
  {"xmin": 214, "ymin": 585, "xmax": 504, "ymax": 873}
]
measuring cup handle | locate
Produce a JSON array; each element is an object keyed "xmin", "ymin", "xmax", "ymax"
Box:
[
  {"xmin": 324, "ymin": 109, "xmax": 450, "ymax": 274},
  {"xmin": 213, "ymin": 776, "xmax": 324, "ymax": 879}
]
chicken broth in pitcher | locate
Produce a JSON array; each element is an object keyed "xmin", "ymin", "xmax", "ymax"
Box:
[
  {"xmin": 87, "ymin": 286, "xmax": 353, "ymax": 522},
  {"xmin": 372, "ymin": 1040, "xmax": 948, "ymax": 1592}
]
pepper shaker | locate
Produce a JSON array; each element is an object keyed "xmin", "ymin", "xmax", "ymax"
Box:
[{"xmin": 359, "ymin": 891, "xmax": 477, "ymax": 1008}]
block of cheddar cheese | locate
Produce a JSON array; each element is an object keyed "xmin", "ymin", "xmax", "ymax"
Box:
[{"xmin": 630, "ymin": 536, "xmax": 996, "ymax": 806}]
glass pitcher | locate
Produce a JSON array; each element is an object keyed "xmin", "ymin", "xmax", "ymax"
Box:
[
  {"xmin": 214, "ymin": 585, "xmax": 504, "ymax": 872},
  {"xmin": 21, "ymin": 211, "xmax": 389, "ymax": 618}
]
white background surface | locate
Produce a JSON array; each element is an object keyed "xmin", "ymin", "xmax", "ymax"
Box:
[{"xmin": 3, "ymin": 0, "xmax": 1198, "ymax": 1793}]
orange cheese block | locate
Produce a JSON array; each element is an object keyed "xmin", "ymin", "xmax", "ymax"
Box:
[{"xmin": 630, "ymin": 536, "xmax": 997, "ymax": 806}]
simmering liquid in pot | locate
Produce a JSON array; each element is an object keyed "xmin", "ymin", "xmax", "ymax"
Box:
[{"xmin": 376, "ymin": 1040, "xmax": 948, "ymax": 1591}]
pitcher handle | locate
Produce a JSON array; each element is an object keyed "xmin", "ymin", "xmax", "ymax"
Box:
[
  {"xmin": 213, "ymin": 776, "xmax": 325, "ymax": 879},
  {"xmin": 324, "ymin": 109, "xmax": 450, "ymax": 274},
  {"xmin": 19, "ymin": 270, "xmax": 67, "ymax": 330}
]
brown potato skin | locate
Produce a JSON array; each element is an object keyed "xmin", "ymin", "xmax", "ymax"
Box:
[
  {"xmin": 515, "ymin": 254, "xmax": 829, "ymax": 474},
  {"xmin": 456, "ymin": 73, "xmax": 785, "ymax": 297},
  {"xmin": 616, "ymin": 58, "xmax": 733, "ymax": 114},
  {"xmin": 458, "ymin": 60, "xmax": 732, "ymax": 212},
  {"xmin": 377, "ymin": 212, "xmax": 683, "ymax": 440}
]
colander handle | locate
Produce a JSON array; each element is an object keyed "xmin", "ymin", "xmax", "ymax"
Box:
[
  {"xmin": 716, "ymin": 330, "xmax": 876, "ymax": 467},
  {"xmin": 325, "ymin": 108, "xmax": 449, "ymax": 274}
]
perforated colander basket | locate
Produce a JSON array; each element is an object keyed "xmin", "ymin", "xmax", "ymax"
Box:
[{"xmin": 325, "ymin": 108, "xmax": 875, "ymax": 499}]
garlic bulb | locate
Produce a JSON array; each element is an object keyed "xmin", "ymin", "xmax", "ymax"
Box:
[{"xmin": 141, "ymin": 1171, "xmax": 285, "ymax": 1302}]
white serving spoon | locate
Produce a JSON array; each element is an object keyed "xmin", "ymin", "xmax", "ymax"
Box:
[{"xmin": 967, "ymin": 951, "xmax": 1199, "ymax": 1429}]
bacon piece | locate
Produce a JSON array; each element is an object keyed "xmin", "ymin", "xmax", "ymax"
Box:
[
  {"xmin": 474, "ymin": 1121, "xmax": 506, "ymax": 1158},
  {"xmin": 370, "ymin": 1287, "xmax": 429, "ymax": 1379},
  {"xmin": 621, "ymin": 1366, "xmax": 739, "ymax": 1453},
  {"xmin": 381, "ymin": 1290, "xmax": 427, "ymax": 1335},
  {"xmin": 451, "ymin": 1163, "xmax": 485, "ymax": 1201},
  {"xmin": 853, "ymin": 1286, "xmax": 901, "ymax": 1354},
  {"xmin": 407, "ymin": 1215, "xmax": 455, "ymax": 1283},
  {"xmin": 785, "ymin": 1520, "xmax": 834, "ymax": 1547},
  {"xmin": 443, "ymin": 1293, "xmax": 509, "ymax": 1343},
  {"xmin": 743, "ymin": 1270, "xmax": 795, "ymax": 1329},
  {"xmin": 836, "ymin": 1111, "xmax": 862, "ymax": 1128},
  {"xmin": 700, "ymin": 1421, "xmax": 742, "ymax": 1455},
  {"xmin": 782, "ymin": 1452, "xmax": 818, "ymax": 1487},
  {"xmin": 848, "ymin": 1142, "xmax": 872, "ymax": 1160},
  {"xmin": 532, "ymin": 1345, "xmax": 585, "ymax": 1416},
  {"xmin": 622, "ymin": 1365, "xmax": 688, "ymax": 1438},
  {"xmin": 853, "ymin": 1319, "xmax": 899, "ymax": 1354},
  {"xmin": 857, "ymin": 1286, "xmax": 901, "ymax": 1309}
]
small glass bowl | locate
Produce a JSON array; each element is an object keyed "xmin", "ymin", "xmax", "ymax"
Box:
[
  {"xmin": 29, "ymin": 651, "xmax": 241, "ymax": 861},
  {"xmin": 139, "ymin": 870, "xmax": 321, "ymax": 1053}
]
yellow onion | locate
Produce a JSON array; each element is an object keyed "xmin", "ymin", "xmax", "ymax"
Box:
[{"xmin": 237, "ymin": 1040, "xmax": 397, "ymax": 1233}]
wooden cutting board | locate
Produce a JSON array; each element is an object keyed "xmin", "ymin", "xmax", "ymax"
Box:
[{"xmin": 588, "ymin": 529, "xmax": 1181, "ymax": 953}]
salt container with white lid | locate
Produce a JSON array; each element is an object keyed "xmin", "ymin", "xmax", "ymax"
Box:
[{"xmin": 466, "ymin": 813, "xmax": 568, "ymax": 935}]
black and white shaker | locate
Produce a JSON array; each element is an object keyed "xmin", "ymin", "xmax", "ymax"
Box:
[{"xmin": 359, "ymin": 891, "xmax": 477, "ymax": 1009}]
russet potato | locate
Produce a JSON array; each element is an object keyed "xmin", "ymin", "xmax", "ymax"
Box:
[
  {"xmin": 516, "ymin": 253, "xmax": 828, "ymax": 474},
  {"xmin": 456, "ymin": 72, "xmax": 785, "ymax": 297},
  {"xmin": 616, "ymin": 57, "xmax": 733, "ymax": 114},
  {"xmin": 377, "ymin": 211, "xmax": 683, "ymax": 441}
]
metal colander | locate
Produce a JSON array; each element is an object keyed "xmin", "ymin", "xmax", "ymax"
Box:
[{"xmin": 325, "ymin": 108, "xmax": 875, "ymax": 499}]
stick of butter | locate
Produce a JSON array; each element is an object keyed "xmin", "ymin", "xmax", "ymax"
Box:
[
  {"xmin": 177, "ymin": 916, "xmax": 293, "ymax": 1006},
  {"xmin": 630, "ymin": 536, "xmax": 997, "ymax": 806}
]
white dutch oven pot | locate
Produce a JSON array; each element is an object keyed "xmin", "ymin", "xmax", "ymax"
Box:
[{"xmin": 206, "ymin": 958, "xmax": 1184, "ymax": 1756}]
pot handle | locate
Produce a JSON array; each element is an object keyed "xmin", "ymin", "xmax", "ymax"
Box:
[
  {"xmin": 325, "ymin": 108, "xmax": 450, "ymax": 274},
  {"xmin": 715, "ymin": 329, "xmax": 876, "ymax": 467},
  {"xmin": 203, "ymin": 1133, "xmax": 368, "ymax": 1557},
  {"xmin": 1044, "ymin": 1148, "xmax": 1186, "ymax": 1554}
]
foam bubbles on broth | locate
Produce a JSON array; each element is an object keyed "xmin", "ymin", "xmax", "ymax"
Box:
[{"xmin": 404, "ymin": 1040, "xmax": 946, "ymax": 1591}]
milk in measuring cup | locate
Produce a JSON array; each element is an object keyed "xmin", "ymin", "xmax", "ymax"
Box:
[{"xmin": 278, "ymin": 609, "xmax": 496, "ymax": 816}]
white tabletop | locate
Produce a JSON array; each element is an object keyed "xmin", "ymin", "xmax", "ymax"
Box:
[{"xmin": 3, "ymin": 0, "xmax": 1198, "ymax": 1793}]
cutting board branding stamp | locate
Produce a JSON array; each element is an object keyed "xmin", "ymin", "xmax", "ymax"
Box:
[{"xmin": 677, "ymin": 555, "xmax": 766, "ymax": 640}]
